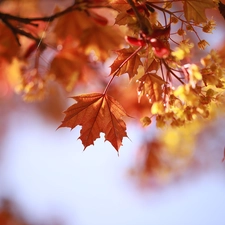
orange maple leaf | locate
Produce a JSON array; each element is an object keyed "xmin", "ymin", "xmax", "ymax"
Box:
[
  {"xmin": 109, "ymin": 0, "xmax": 131, "ymax": 12},
  {"xmin": 80, "ymin": 24, "xmax": 124, "ymax": 61},
  {"xmin": 145, "ymin": 58, "xmax": 160, "ymax": 73},
  {"xmin": 110, "ymin": 47, "xmax": 142, "ymax": 78},
  {"xmin": 0, "ymin": 23, "xmax": 20, "ymax": 62},
  {"xmin": 53, "ymin": 9, "xmax": 93, "ymax": 40},
  {"xmin": 58, "ymin": 93, "xmax": 128, "ymax": 151},
  {"xmin": 183, "ymin": 0, "xmax": 217, "ymax": 23},
  {"xmin": 49, "ymin": 39, "xmax": 88, "ymax": 91}
]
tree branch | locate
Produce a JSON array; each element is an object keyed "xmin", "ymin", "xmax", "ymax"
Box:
[
  {"xmin": 1, "ymin": 17, "xmax": 42, "ymax": 46},
  {"xmin": 0, "ymin": 1, "xmax": 109, "ymax": 45},
  {"xmin": 126, "ymin": 0, "xmax": 151, "ymax": 35}
]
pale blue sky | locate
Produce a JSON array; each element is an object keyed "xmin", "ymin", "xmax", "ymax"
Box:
[{"xmin": 0, "ymin": 107, "xmax": 225, "ymax": 225}]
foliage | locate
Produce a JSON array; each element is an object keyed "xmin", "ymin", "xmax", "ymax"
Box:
[
  {"xmin": 58, "ymin": 93, "xmax": 128, "ymax": 151},
  {"xmin": 1, "ymin": 0, "xmax": 225, "ymax": 178}
]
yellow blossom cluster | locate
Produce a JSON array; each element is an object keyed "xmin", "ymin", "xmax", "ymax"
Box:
[
  {"xmin": 202, "ymin": 19, "xmax": 216, "ymax": 33},
  {"xmin": 172, "ymin": 40, "xmax": 194, "ymax": 61},
  {"xmin": 145, "ymin": 50, "xmax": 225, "ymax": 128}
]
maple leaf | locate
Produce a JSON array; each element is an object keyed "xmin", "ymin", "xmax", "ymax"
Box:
[
  {"xmin": 115, "ymin": 10, "xmax": 138, "ymax": 29},
  {"xmin": 80, "ymin": 24, "xmax": 124, "ymax": 61},
  {"xmin": 183, "ymin": 0, "xmax": 217, "ymax": 23},
  {"xmin": 110, "ymin": 47, "xmax": 143, "ymax": 78},
  {"xmin": 58, "ymin": 93, "xmax": 128, "ymax": 151},
  {"xmin": 49, "ymin": 39, "xmax": 88, "ymax": 91},
  {"xmin": 53, "ymin": 9, "xmax": 93, "ymax": 40},
  {"xmin": 145, "ymin": 58, "xmax": 160, "ymax": 73},
  {"xmin": 137, "ymin": 73, "xmax": 166, "ymax": 103},
  {"xmin": 109, "ymin": 0, "xmax": 131, "ymax": 12}
]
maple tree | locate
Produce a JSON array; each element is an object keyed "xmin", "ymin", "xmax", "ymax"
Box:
[{"xmin": 1, "ymin": 0, "xmax": 225, "ymax": 185}]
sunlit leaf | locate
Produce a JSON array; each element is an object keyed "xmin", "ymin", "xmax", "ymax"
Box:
[
  {"xmin": 110, "ymin": 47, "xmax": 142, "ymax": 78},
  {"xmin": 183, "ymin": 0, "xmax": 217, "ymax": 23},
  {"xmin": 59, "ymin": 93, "xmax": 128, "ymax": 151},
  {"xmin": 80, "ymin": 24, "xmax": 124, "ymax": 61}
]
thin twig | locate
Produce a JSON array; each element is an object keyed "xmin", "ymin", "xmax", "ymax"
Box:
[
  {"xmin": 162, "ymin": 59, "xmax": 185, "ymax": 84},
  {"xmin": 1, "ymin": 17, "xmax": 40, "ymax": 45},
  {"xmin": 0, "ymin": 1, "xmax": 108, "ymax": 23}
]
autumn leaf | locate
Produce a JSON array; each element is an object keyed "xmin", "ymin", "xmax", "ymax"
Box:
[
  {"xmin": 145, "ymin": 58, "xmax": 160, "ymax": 73},
  {"xmin": 50, "ymin": 56, "xmax": 81, "ymax": 92},
  {"xmin": 111, "ymin": 0, "xmax": 139, "ymax": 31},
  {"xmin": 58, "ymin": 93, "xmax": 128, "ymax": 151},
  {"xmin": 133, "ymin": 140, "xmax": 165, "ymax": 176},
  {"xmin": 115, "ymin": 11, "xmax": 139, "ymax": 34},
  {"xmin": 183, "ymin": 0, "xmax": 217, "ymax": 23},
  {"xmin": 80, "ymin": 24, "xmax": 124, "ymax": 61},
  {"xmin": 54, "ymin": 6, "xmax": 124, "ymax": 62},
  {"xmin": 137, "ymin": 73, "xmax": 166, "ymax": 103},
  {"xmin": 0, "ymin": 22, "xmax": 20, "ymax": 62},
  {"xmin": 110, "ymin": 47, "xmax": 143, "ymax": 78},
  {"xmin": 109, "ymin": 0, "xmax": 131, "ymax": 12},
  {"xmin": 49, "ymin": 40, "xmax": 89, "ymax": 91},
  {"xmin": 53, "ymin": 9, "xmax": 93, "ymax": 40}
]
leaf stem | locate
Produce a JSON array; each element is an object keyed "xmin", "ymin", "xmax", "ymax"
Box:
[{"xmin": 161, "ymin": 59, "xmax": 185, "ymax": 84}]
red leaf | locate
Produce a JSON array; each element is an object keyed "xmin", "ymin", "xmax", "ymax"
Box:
[{"xmin": 58, "ymin": 93, "xmax": 128, "ymax": 151}]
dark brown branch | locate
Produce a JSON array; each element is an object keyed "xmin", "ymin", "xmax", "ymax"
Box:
[
  {"xmin": 0, "ymin": 2, "xmax": 77, "ymax": 23},
  {"xmin": 0, "ymin": 1, "xmax": 108, "ymax": 23},
  {"xmin": 1, "ymin": 18, "xmax": 21, "ymax": 45},
  {"xmin": 126, "ymin": 0, "xmax": 151, "ymax": 35},
  {"xmin": 1, "ymin": 16, "xmax": 41, "ymax": 44},
  {"xmin": 0, "ymin": 1, "xmax": 108, "ymax": 45},
  {"xmin": 219, "ymin": 1, "xmax": 225, "ymax": 20}
]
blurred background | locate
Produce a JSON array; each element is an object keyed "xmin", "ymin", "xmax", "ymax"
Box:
[
  {"xmin": 1, "ymin": 99, "xmax": 225, "ymax": 225},
  {"xmin": 1, "ymin": 0, "xmax": 225, "ymax": 225}
]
